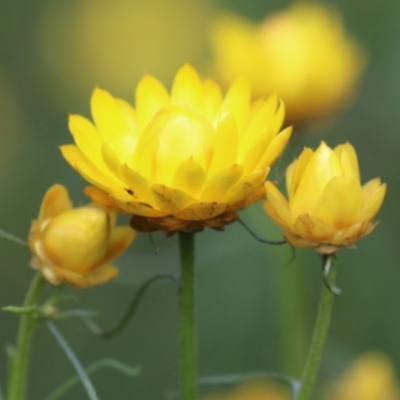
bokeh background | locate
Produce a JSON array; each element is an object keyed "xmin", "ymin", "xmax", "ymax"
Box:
[{"xmin": 0, "ymin": 0, "xmax": 399, "ymax": 399}]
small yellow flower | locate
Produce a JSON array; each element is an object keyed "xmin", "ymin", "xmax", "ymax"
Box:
[
  {"xmin": 61, "ymin": 64, "xmax": 291, "ymax": 232},
  {"xmin": 209, "ymin": 3, "xmax": 365, "ymax": 125},
  {"xmin": 264, "ymin": 142, "xmax": 386, "ymax": 254},
  {"xmin": 29, "ymin": 184, "xmax": 135, "ymax": 288},
  {"xmin": 328, "ymin": 352, "xmax": 399, "ymax": 400},
  {"xmin": 204, "ymin": 380, "xmax": 289, "ymax": 400}
]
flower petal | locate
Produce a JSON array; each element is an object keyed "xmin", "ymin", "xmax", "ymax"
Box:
[
  {"xmin": 294, "ymin": 214, "xmax": 337, "ymax": 242},
  {"xmin": 264, "ymin": 181, "xmax": 295, "ymax": 231},
  {"xmin": 332, "ymin": 221, "xmax": 378, "ymax": 245},
  {"xmin": 39, "ymin": 184, "xmax": 73, "ymax": 222},
  {"xmin": 171, "ymin": 158, "xmax": 207, "ymax": 199},
  {"xmin": 148, "ymin": 184, "xmax": 196, "ymax": 213},
  {"xmin": 84, "ymin": 186, "xmax": 116, "ymax": 209},
  {"xmin": 201, "ymin": 164, "xmax": 244, "ymax": 202},
  {"xmin": 109, "ymin": 194, "xmax": 168, "ymax": 217},
  {"xmin": 135, "ymin": 74, "xmax": 169, "ymax": 131},
  {"xmin": 54, "ymin": 264, "xmax": 119, "ymax": 288},
  {"xmin": 171, "ymin": 64, "xmax": 204, "ymax": 112},
  {"xmin": 362, "ymin": 178, "xmax": 383, "ymax": 202},
  {"xmin": 288, "ymin": 147, "xmax": 314, "ymax": 200},
  {"xmin": 358, "ymin": 183, "xmax": 386, "ymax": 223},
  {"xmin": 291, "ymin": 142, "xmax": 343, "ymax": 216},
  {"xmin": 335, "ymin": 142, "xmax": 360, "ymax": 183},
  {"xmin": 175, "ymin": 202, "xmax": 227, "ymax": 220},
  {"xmin": 315, "ymin": 176, "xmax": 362, "ymax": 229},
  {"xmin": 208, "ymin": 112, "xmax": 239, "ymax": 175},
  {"xmin": 103, "ymin": 226, "xmax": 136, "ymax": 263},
  {"xmin": 202, "ymin": 79, "xmax": 223, "ymax": 119},
  {"xmin": 256, "ymin": 126, "xmax": 292, "ymax": 169},
  {"xmin": 220, "ymin": 75, "xmax": 251, "ymax": 133}
]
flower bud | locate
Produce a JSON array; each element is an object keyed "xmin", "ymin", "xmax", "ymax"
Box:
[
  {"xmin": 29, "ymin": 184, "xmax": 135, "ymax": 287},
  {"xmin": 264, "ymin": 142, "xmax": 386, "ymax": 254}
]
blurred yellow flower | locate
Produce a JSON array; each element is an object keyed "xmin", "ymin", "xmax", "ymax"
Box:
[
  {"xmin": 328, "ymin": 352, "xmax": 399, "ymax": 400},
  {"xmin": 264, "ymin": 142, "xmax": 386, "ymax": 254},
  {"xmin": 29, "ymin": 184, "xmax": 135, "ymax": 288},
  {"xmin": 61, "ymin": 64, "xmax": 291, "ymax": 232},
  {"xmin": 209, "ymin": 3, "xmax": 365, "ymax": 125},
  {"xmin": 204, "ymin": 380, "xmax": 289, "ymax": 400}
]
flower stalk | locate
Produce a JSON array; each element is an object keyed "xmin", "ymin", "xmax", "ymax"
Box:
[
  {"xmin": 7, "ymin": 272, "xmax": 46, "ymax": 400},
  {"xmin": 297, "ymin": 255, "xmax": 337, "ymax": 400},
  {"xmin": 178, "ymin": 231, "xmax": 197, "ymax": 400}
]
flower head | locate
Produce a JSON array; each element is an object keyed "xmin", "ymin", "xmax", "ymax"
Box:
[
  {"xmin": 264, "ymin": 142, "xmax": 386, "ymax": 254},
  {"xmin": 209, "ymin": 3, "xmax": 365, "ymax": 125},
  {"xmin": 328, "ymin": 352, "xmax": 399, "ymax": 400},
  {"xmin": 61, "ymin": 64, "xmax": 291, "ymax": 232},
  {"xmin": 29, "ymin": 184, "xmax": 135, "ymax": 287}
]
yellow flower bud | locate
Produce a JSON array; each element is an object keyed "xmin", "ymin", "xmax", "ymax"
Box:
[
  {"xmin": 329, "ymin": 353, "xmax": 399, "ymax": 400},
  {"xmin": 29, "ymin": 184, "xmax": 135, "ymax": 287},
  {"xmin": 264, "ymin": 142, "xmax": 386, "ymax": 254},
  {"xmin": 61, "ymin": 64, "xmax": 291, "ymax": 232},
  {"xmin": 209, "ymin": 3, "xmax": 365, "ymax": 125}
]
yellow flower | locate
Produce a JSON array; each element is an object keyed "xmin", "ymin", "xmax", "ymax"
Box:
[
  {"xmin": 204, "ymin": 380, "xmax": 289, "ymax": 400},
  {"xmin": 209, "ymin": 3, "xmax": 365, "ymax": 125},
  {"xmin": 61, "ymin": 64, "xmax": 291, "ymax": 232},
  {"xmin": 29, "ymin": 184, "xmax": 135, "ymax": 288},
  {"xmin": 264, "ymin": 142, "xmax": 386, "ymax": 254},
  {"xmin": 328, "ymin": 352, "xmax": 399, "ymax": 400}
]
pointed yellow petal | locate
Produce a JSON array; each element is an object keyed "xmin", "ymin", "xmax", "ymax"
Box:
[
  {"xmin": 84, "ymin": 186, "xmax": 116, "ymax": 209},
  {"xmin": 68, "ymin": 115, "xmax": 103, "ymax": 164},
  {"xmin": 109, "ymin": 194, "xmax": 168, "ymax": 217},
  {"xmin": 335, "ymin": 142, "xmax": 360, "ymax": 182},
  {"xmin": 202, "ymin": 79, "xmax": 223, "ymax": 119},
  {"xmin": 256, "ymin": 126, "xmax": 292, "ymax": 169},
  {"xmin": 220, "ymin": 75, "xmax": 251, "ymax": 133},
  {"xmin": 201, "ymin": 164, "xmax": 244, "ymax": 202},
  {"xmin": 39, "ymin": 184, "xmax": 73, "ymax": 221},
  {"xmin": 208, "ymin": 112, "xmax": 239, "ymax": 175},
  {"xmin": 291, "ymin": 142, "xmax": 343, "ymax": 217},
  {"xmin": 362, "ymin": 178, "xmax": 382, "ymax": 201},
  {"xmin": 332, "ymin": 221, "xmax": 378, "ymax": 245},
  {"xmin": 148, "ymin": 184, "xmax": 196, "ymax": 213},
  {"xmin": 171, "ymin": 64, "xmax": 204, "ymax": 111},
  {"xmin": 104, "ymin": 226, "xmax": 136, "ymax": 263},
  {"xmin": 90, "ymin": 88, "xmax": 130, "ymax": 142},
  {"xmin": 135, "ymin": 74, "xmax": 169, "ymax": 131},
  {"xmin": 175, "ymin": 202, "xmax": 227, "ymax": 221},
  {"xmin": 171, "ymin": 158, "xmax": 207, "ymax": 199},
  {"xmin": 358, "ymin": 183, "xmax": 386, "ymax": 222},
  {"xmin": 315, "ymin": 176, "xmax": 362, "ymax": 229},
  {"xmin": 294, "ymin": 214, "xmax": 337, "ymax": 243},
  {"xmin": 224, "ymin": 168, "xmax": 268, "ymax": 204},
  {"xmin": 288, "ymin": 147, "xmax": 314, "ymax": 200},
  {"xmin": 120, "ymin": 164, "xmax": 150, "ymax": 201},
  {"xmin": 264, "ymin": 181, "xmax": 295, "ymax": 231},
  {"xmin": 60, "ymin": 145, "xmax": 120, "ymax": 192},
  {"xmin": 54, "ymin": 264, "xmax": 118, "ymax": 288}
]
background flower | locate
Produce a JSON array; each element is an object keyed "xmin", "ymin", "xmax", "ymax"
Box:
[
  {"xmin": 264, "ymin": 142, "xmax": 386, "ymax": 253},
  {"xmin": 29, "ymin": 184, "xmax": 135, "ymax": 287},
  {"xmin": 61, "ymin": 64, "xmax": 291, "ymax": 232},
  {"xmin": 209, "ymin": 3, "xmax": 365, "ymax": 125}
]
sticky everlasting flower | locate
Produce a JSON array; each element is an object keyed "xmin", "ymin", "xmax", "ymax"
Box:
[
  {"xmin": 264, "ymin": 142, "xmax": 386, "ymax": 254},
  {"xmin": 61, "ymin": 64, "xmax": 291, "ymax": 232},
  {"xmin": 328, "ymin": 352, "xmax": 399, "ymax": 400},
  {"xmin": 29, "ymin": 184, "xmax": 135, "ymax": 287},
  {"xmin": 209, "ymin": 4, "xmax": 365, "ymax": 125}
]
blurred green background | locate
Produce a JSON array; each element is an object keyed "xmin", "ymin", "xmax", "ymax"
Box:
[{"xmin": 0, "ymin": 0, "xmax": 399, "ymax": 399}]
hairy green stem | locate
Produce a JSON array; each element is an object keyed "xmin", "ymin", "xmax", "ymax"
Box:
[
  {"xmin": 7, "ymin": 273, "xmax": 45, "ymax": 400},
  {"xmin": 178, "ymin": 231, "xmax": 196, "ymax": 400},
  {"xmin": 297, "ymin": 255, "xmax": 337, "ymax": 400}
]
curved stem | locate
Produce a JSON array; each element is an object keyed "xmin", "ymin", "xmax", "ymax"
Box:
[
  {"xmin": 297, "ymin": 255, "xmax": 337, "ymax": 400},
  {"xmin": 178, "ymin": 231, "xmax": 196, "ymax": 400},
  {"xmin": 7, "ymin": 273, "xmax": 45, "ymax": 400}
]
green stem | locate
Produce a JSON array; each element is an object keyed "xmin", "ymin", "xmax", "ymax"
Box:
[
  {"xmin": 7, "ymin": 272, "xmax": 45, "ymax": 400},
  {"xmin": 297, "ymin": 255, "xmax": 337, "ymax": 400},
  {"xmin": 178, "ymin": 231, "xmax": 196, "ymax": 400}
]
